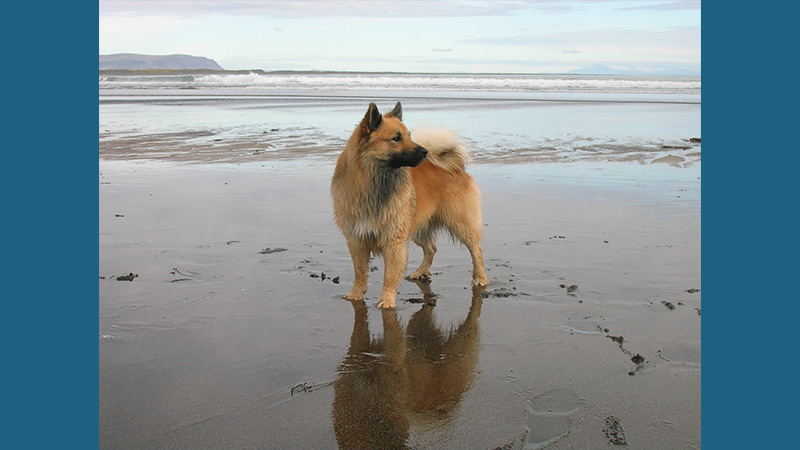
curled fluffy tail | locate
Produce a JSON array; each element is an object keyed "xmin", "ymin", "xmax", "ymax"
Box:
[{"xmin": 412, "ymin": 127, "xmax": 472, "ymax": 171}]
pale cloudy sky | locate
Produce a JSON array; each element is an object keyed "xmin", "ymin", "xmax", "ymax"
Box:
[{"xmin": 98, "ymin": 0, "xmax": 701, "ymax": 74}]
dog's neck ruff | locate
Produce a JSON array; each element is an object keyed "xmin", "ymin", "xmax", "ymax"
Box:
[{"xmin": 367, "ymin": 165, "xmax": 408, "ymax": 217}]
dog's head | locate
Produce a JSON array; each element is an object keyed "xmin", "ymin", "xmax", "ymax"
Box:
[{"xmin": 356, "ymin": 102, "xmax": 428, "ymax": 168}]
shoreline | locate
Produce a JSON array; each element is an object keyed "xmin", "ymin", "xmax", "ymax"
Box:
[{"xmin": 99, "ymin": 132, "xmax": 701, "ymax": 168}]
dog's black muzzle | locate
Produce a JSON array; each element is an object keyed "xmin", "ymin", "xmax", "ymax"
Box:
[{"xmin": 386, "ymin": 146, "xmax": 428, "ymax": 168}]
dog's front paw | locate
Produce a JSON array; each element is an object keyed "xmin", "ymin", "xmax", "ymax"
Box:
[
  {"xmin": 472, "ymin": 276, "xmax": 490, "ymax": 287},
  {"xmin": 376, "ymin": 297, "xmax": 397, "ymax": 309},
  {"xmin": 343, "ymin": 292, "xmax": 365, "ymax": 301}
]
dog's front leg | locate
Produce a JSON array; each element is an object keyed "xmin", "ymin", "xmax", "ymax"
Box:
[
  {"xmin": 376, "ymin": 239, "xmax": 407, "ymax": 308},
  {"xmin": 343, "ymin": 239, "xmax": 370, "ymax": 301}
]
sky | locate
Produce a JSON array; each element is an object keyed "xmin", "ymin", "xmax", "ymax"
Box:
[{"xmin": 98, "ymin": 0, "xmax": 701, "ymax": 74}]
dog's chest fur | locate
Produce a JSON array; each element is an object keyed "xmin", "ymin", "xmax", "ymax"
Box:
[{"xmin": 334, "ymin": 165, "xmax": 415, "ymax": 240}]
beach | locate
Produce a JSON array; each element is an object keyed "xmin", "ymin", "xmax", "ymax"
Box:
[{"xmin": 99, "ymin": 73, "xmax": 700, "ymax": 449}]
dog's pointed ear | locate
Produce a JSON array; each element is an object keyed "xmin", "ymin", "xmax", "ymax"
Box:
[
  {"xmin": 361, "ymin": 103, "xmax": 383, "ymax": 134},
  {"xmin": 387, "ymin": 101, "xmax": 403, "ymax": 121}
]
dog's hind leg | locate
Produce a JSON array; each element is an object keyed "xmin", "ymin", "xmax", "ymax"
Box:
[
  {"xmin": 446, "ymin": 212, "xmax": 489, "ymax": 287},
  {"xmin": 466, "ymin": 238, "xmax": 489, "ymax": 287},
  {"xmin": 407, "ymin": 235, "xmax": 437, "ymax": 282},
  {"xmin": 343, "ymin": 239, "xmax": 370, "ymax": 301}
]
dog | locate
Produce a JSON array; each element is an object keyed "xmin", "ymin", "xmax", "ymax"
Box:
[{"xmin": 331, "ymin": 102, "xmax": 489, "ymax": 308}]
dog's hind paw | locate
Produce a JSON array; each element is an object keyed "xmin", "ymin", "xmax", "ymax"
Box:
[{"xmin": 406, "ymin": 271, "xmax": 431, "ymax": 281}]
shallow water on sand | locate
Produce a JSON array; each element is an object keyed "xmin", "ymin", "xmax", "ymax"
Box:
[{"xmin": 100, "ymin": 91, "xmax": 700, "ymax": 169}]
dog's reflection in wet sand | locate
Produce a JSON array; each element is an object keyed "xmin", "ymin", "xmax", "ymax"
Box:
[{"xmin": 332, "ymin": 283, "xmax": 484, "ymax": 450}]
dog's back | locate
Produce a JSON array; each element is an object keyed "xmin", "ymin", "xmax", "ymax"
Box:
[{"xmin": 408, "ymin": 127, "xmax": 481, "ymax": 232}]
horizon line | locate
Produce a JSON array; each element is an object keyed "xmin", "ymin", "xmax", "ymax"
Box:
[{"xmin": 99, "ymin": 68, "xmax": 701, "ymax": 77}]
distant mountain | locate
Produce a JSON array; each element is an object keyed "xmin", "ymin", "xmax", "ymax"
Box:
[
  {"xmin": 99, "ymin": 54, "xmax": 224, "ymax": 71},
  {"xmin": 566, "ymin": 64, "xmax": 700, "ymax": 76}
]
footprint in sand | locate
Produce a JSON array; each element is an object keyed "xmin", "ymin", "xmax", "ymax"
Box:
[{"xmin": 523, "ymin": 388, "xmax": 581, "ymax": 449}]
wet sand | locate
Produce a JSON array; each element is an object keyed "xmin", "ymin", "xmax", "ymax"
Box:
[{"xmin": 99, "ymin": 156, "xmax": 700, "ymax": 449}]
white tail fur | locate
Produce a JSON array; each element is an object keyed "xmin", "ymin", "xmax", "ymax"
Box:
[{"xmin": 412, "ymin": 127, "xmax": 472, "ymax": 171}]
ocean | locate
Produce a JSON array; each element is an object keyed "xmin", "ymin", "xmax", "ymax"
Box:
[{"xmin": 99, "ymin": 71, "xmax": 700, "ymax": 171}]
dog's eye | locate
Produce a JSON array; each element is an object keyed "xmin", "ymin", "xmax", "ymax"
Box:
[{"xmin": 391, "ymin": 135, "xmax": 402, "ymax": 142}]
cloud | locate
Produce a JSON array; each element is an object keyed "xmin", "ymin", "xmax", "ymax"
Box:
[
  {"xmin": 99, "ymin": 1, "xmax": 702, "ymax": 21},
  {"xmin": 99, "ymin": 14, "xmax": 195, "ymax": 38},
  {"xmin": 433, "ymin": 48, "xmax": 453, "ymax": 52},
  {"xmin": 460, "ymin": 25, "xmax": 700, "ymax": 58},
  {"xmin": 99, "ymin": 0, "xmax": 534, "ymax": 18},
  {"xmin": 616, "ymin": 0, "xmax": 701, "ymax": 12}
]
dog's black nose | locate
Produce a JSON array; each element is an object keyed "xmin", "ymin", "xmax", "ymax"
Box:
[{"xmin": 417, "ymin": 147, "xmax": 428, "ymax": 157}]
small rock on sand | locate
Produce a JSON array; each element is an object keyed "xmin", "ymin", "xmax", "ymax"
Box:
[
  {"xmin": 116, "ymin": 273, "xmax": 138, "ymax": 282},
  {"xmin": 259, "ymin": 247, "xmax": 288, "ymax": 254}
]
